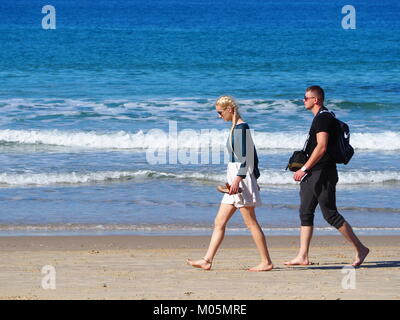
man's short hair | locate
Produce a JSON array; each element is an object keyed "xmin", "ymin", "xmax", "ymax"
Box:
[{"xmin": 306, "ymin": 85, "xmax": 325, "ymax": 102}]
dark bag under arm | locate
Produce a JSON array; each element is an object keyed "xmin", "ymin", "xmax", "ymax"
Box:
[{"xmin": 286, "ymin": 135, "xmax": 309, "ymax": 172}]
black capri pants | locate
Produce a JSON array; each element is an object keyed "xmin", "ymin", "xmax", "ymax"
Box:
[{"xmin": 299, "ymin": 166, "xmax": 346, "ymax": 229}]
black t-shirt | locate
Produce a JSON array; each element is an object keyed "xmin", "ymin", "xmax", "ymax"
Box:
[{"xmin": 305, "ymin": 107, "xmax": 337, "ymax": 170}]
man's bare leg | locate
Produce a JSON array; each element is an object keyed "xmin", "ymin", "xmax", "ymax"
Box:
[
  {"xmin": 186, "ymin": 203, "xmax": 236, "ymax": 270},
  {"xmin": 284, "ymin": 226, "xmax": 313, "ymax": 265},
  {"xmin": 338, "ymin": 221, "xmax": 370, "ymax": 267}
]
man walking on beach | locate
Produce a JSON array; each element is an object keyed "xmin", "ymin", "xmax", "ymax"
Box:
[{"xmin": 284, "ymin": 85, "xmax": 369, "ymax": 267}]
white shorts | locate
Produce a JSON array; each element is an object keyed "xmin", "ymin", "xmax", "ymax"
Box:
[{"xmin": 221, "ymin": 162, "xmax": 262, "ymax": 208}]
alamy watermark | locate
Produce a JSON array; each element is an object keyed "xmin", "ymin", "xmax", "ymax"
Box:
[
  {"xmin": 41, "ymin": 5, "xmax": 355, "ymax": 31},
  {"xmin": 342, "ymin": 5, "xmax": 356, "ymax": 29},
  {"xmin": 41, "ymin": 265, "xmax": 56, "ymax": 290},
  {"xmin": 42, "ymin": 5, "xmax": 56, "ymax": 30},
  {"xmin": 341, "ymin": 265, "xmax": 356, "ymax": 289},
  {"xmin": 145, "ymin": 121, "xmax": 255, "ymax": 170}
]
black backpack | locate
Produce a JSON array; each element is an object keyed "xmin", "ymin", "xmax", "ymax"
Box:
[{"xmin": 318, "ymin": 110, "xmax": 354, "ymax": 165}]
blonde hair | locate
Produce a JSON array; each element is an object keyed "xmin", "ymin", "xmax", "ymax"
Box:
[{"xmin": 215, "ymin": 95, "xmax": 242, "ymax": 148}]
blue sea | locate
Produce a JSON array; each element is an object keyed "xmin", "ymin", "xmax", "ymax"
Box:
[{"xmin": 0, "ymin": 0, "xmax": 399, "ymax": 236}]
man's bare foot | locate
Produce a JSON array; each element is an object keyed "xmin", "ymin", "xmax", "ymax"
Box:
[
  {"xmin": 352, "ymin": 247, "xmax": 370, "ymax": 267},
  {"xmin": 284, "ymin": 256, "xmax": 310, "ymax": 266},
  {"xmin": 186, "ymin": 258, "xmax": 212, "ymax": 271},
  {"xmin": 248, "ymin": 263, "xmax": 273, "ymax": 272}
]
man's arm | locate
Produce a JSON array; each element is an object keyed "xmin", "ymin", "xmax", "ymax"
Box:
[
  {"xmin": 294, "ymin": 132, "xmax": 328, "ymax": 181},
  {"xmin": 304, "ymin": 132, "xmax": 328, "ymax": 169}
]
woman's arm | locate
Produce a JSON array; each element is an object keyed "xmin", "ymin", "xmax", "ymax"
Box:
[{"xmin": 230, "ymin": 125, "xmax": 256, "ymax": 194}]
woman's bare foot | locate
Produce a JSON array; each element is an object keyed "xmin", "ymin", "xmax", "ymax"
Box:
[
  {"xmin": 248, "ymin": 262, "xmax": 273, "ymax": 272},
  {"xmin": 186, "ymin": 258, "xmax": 212, "ymax": 271},
  {"xmin": 284, "ymin": 256, "xmax": 310, "ymax": 266},
  {"xmin": 352, "ymin": 247, "xmax": 370, "ymax": 267}
]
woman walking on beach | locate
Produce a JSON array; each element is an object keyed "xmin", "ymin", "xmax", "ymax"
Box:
[{"xmin": 186, "ymin": 96, "xmax": 273, "ymax": 272}]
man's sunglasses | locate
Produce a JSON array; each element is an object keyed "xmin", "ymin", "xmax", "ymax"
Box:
[{"xmin": 304, "ymin": 96, "xmax": 316, "ymax": 101}]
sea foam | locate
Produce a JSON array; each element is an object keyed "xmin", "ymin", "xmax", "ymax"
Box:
[
  {"xmin": 1, "ymin": 129, "xmax": 400, "ymax": 151},
  {"xmin": 1, "ymin": 169, "xmax": 399, "ymax": 187}
]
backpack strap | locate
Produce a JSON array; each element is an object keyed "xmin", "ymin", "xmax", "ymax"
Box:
[
  {"xmin": 302, "ymin": 134, "xmax": 310, "ymax": 152},
  {"xmin": 318, "ymin": 109, "xmax": 336, "ymax": 118}
]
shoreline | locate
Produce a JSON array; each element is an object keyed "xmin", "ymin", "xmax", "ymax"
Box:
[{"xmin": 0, "ymin": 234, "xmax": 399, "ymax": 251}]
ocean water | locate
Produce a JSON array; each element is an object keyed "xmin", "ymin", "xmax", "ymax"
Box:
[{"xmin": 0, "ymin": 0, "xmax": 399, "ymax": 236}]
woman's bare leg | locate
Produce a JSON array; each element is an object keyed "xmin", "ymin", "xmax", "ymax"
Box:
[
  {"xmin": 187, "ymin": 203, "xmax": 237, "ymax": 270},
  {"xmin": 239, "ymin": 206, "xmax": 273, "ymax": 271}
]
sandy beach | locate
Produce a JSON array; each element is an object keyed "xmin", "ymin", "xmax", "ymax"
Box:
[{"xmin": 0, "ymin": 235, "xmax": 399, "ymax": 300}]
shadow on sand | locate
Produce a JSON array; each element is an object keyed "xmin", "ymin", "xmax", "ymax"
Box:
[{"xmin": 271, "ymin": 260, "xmax": 400, "ymax": 271}]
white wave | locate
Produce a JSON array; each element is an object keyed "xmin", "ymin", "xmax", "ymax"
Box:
[
  {"xmin": 257, "ymin": 131, "xmax": 400, "ymax": 151},
  {"xmin": 258, "ymin": 170, "xmax": 400, "ymax": 185},
  {"xmin": 350, "ymin": 132, "xmax": 400, "ymax": 150},
  {"xmin": 0, "ymin": 170, "xmax": 226, "ymax": 186},
  {"xmin": 0, "ymin": 128, "xmax": 232, "ymax": 149},
  {"xmin": 0, "ymin": 171, "xmax": 138, "ymax": 186},
  {"xmin": 0, "ymin": 129, "xmax": 147, "ymax": 149},
  {"xmin": 336, "ymin": 170, "xmax": 400, "ymax": 185},
  {"xmin": 1, "ymin": 169, "xmax": 399, "ymax": 187},
  {"xmin": 1, "ymin": 129, "xmax": 400, "ymax": 151}
]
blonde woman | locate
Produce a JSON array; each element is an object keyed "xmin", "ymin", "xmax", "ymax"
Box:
[{"xmin": 186, "ymin": 96, "xmax": 273, "ymax": 272}]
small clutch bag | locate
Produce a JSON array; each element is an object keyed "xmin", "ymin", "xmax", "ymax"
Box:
[{"xmin": 217, "ymin": 183, "xmax": 243, "ymax": 194}]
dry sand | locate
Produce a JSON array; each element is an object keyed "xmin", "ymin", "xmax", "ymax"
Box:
[{"xmin": 0, "ymin": 235, "xmax": 399, "ymax": 300}]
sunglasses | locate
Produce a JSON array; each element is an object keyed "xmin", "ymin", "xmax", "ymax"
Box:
[
  {"xmin": 304, "ymin": 96, "xmax": 316, "ymax": 101},
  {"xmin": 217, "ymin": 110, "xmax": 224, "ymax": 116}
]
